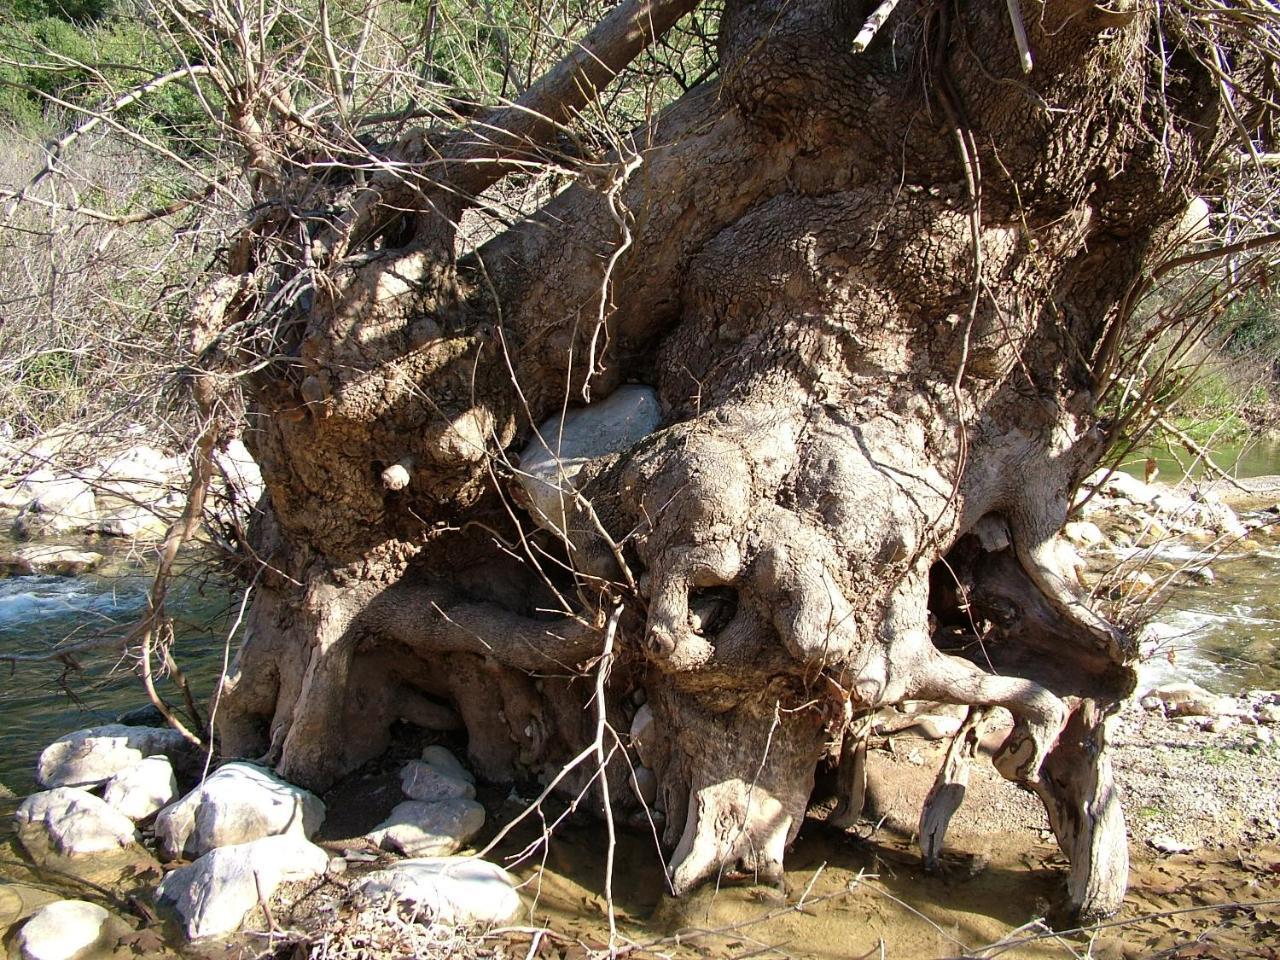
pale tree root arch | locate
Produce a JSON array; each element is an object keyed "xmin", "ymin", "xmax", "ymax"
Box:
[{"xmin": 195, "ymin": 0, "xmax": 1253, "ymax": 928}]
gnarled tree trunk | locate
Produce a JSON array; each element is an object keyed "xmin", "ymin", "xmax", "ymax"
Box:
[{"xmin": 203, "ymin": 0, "xmax": 1233, "ymax": 922}]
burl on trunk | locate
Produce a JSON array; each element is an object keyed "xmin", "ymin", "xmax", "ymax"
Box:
[{"xmin": 202, "ymin": 0, "xmax": 1230, "ymax": 921}]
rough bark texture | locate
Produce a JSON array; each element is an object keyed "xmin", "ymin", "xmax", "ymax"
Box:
[{"xmin": 206, "ymin": 0, "xmax": 1232, "ymax": 922}]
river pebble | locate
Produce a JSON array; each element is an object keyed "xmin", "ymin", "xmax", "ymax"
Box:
[
  {"xmin": 354, "ymin": 857, "xmax": 522, "ymax": 927},
  {"xmin": 400, "ymin": 761, "xmax": 475, "ymax": 802},
  {"xmin": 154, "ymin": 761, "xmax": 325, "ymax": 860},
  {"xmin": 156, "ymin": 834, "xmax": 329, "ymax": 939},
  {"xmin": 37, "ymin": 724, "xmax": 192, "ymax": 789},
  {"xmin": 14, "ymin": 788, "xmax": 138, "ymax": 858},
  {"xmin": 102, "ymin": 755, "xmax": 177, "ymax": 821},
  {"xmin": 366, "ymin": 798, "xmax": 485, "ymax": 857},
  {"xmin": 16, "ymin": 900, "xmax": 109, "ymax": 960}
]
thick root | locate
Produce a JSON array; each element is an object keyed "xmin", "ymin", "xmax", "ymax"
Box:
[
  {"xmin": 1031, "ymin": 700, "xmax": 1129, "ymax": 922},
  {"xmin": 648, "ymin": 686, "xmax": 826, "ymax": 895},
  {"xmin": 918, "ymin": 707, "xmax": 989, "ymax": 868},
  {"xmin": 828, "ymin": 714, "xmax": 874, "ymax": 830}
]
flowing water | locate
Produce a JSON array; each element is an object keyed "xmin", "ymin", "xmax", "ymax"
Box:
[{"xmin": 0, "ymin": 539, "xmax": 233, "ymax": 795}]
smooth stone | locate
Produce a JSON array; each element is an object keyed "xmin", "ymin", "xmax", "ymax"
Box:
[
  {"xmin": 37, "ymin": 724, "xmax": 191, "ymax": 789},
  {"xmin": 400, "ymin": 761, "xmax": 475, "ymax": 802},
  {"xmin": 90, "ymin": 505, "xmax": 169, "ymax": 541},
  {"xmin": 1063, "ymin": 520, "xmax": 1106, "ymax": 548},
  {"xmin": 15, "ymin": 788, "xmax": 138, "ymax": 857},
  {"xmin": 354, "ymin": 858, "xmax": 521, "ymax": 926},
  {"xmin": 213, "ymin": 439, "xmax": 263, "ymax": 503},
  {"xmin": 631, "ymin": 765, "xmax": 658, "ymax": 805},
  {"xmin": 630, "ymin": 703, "xmax": 655, "ymax": 766},
  {"xmin": 421, "ymin": 745, "xmax": 474, "ymax": 784},
  {"xmin": 0, "ymin": 545, "xmax": 104, "ymax": 577},
  {"xmin": 367, "ymin": 798, "xmax": 485, "ymax": 857},
  {"xmin": 102, "ymin": 756, "xmax": 177, "ymax": 821},
  {"xmin": 16, "ymin": 900, "xmax": 109, "ymax": 960},
  {"xmin": 89, "ymin": 444, "xmax": 184, "ymax": 486},
  {"xmin": 154, "ymin": 762, "xmax": 325, "ymax": 861},
  {"xmin": 155, "ymin": 835, "xmax": 328, "ymax": 940},
  {"xmin": 516, "ymin": 385, "xmax": 660, "ymax": 538},
  {"xmin": 11, "ymin": 477, "xmax": 97, "ymax": 538}
]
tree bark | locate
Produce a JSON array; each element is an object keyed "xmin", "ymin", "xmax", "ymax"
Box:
[{"xmin": 206, "ymin": 0, "xmax": 1234, "ymax": 922}]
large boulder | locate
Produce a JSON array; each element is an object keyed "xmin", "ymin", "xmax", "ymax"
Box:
[
  {"xmin": 366, "ymin": 798, "xmax": 485, "ymax": 857},
  {"xmin": 355, "ymin": 858, "xmax": 522, "ymax": 927},
  {"xmin": 0, "ymin": 545, "xmax": 104, "ymax": 577},
  {"xmin": 155, "ymin": 835, "xmax": 329, "ymax": 940},
  {"xmin": 15, "ymin": 900, "xmax": 110, "ymax": 960},
  {"xmin": 14, "ymin": 788, "xmax": 138, "ymax": 857},
  {"xmin": 154, "ymin": 762, "xmax": 325, "ymax": 861},
  {"xmin": 102, "ymin": 756, "xmax": 178, "ymax": 821},
  {"xmin": 37, "ymin": 724, "xmax": 192, "ymax": 789},
  {"xmin": 12, "ymin": 477, "xmax": 97, "ymax": 539}
]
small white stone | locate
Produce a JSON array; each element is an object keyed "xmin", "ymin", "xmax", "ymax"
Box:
[
  {"xmin": 400, "ymin": 761, "xmax": 475, "ymax": 802},
  {"xmin": 421, "ymin": 745, "xmax": 474, "ymax": 783},
  {"xmin": 630, "ymin": 704, "xmax": 655, "ymax": 766},
  {"xmin": 103, "ymin": 756, "xmax": 178, "ymax": 821},
  {"xmin": 14, "ymin": 788, "xmax": 138, "ymax": 858},
  {"xmin": 355, "ymin": 857, "xmax": 521, "ymax": 927},
  {"xmin": 367, "ymin": 799, "xmax": 485, "ymax": 857},
  {"xmin": 17, "ymin": 900, "xmax": 109, "ymax": 960}
]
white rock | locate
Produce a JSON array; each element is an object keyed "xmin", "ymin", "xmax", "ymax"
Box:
[
  {"xmin": 37, "ymin": 724, "xmax": 191, "ymax": 789},
  {"xmin": 1149, "ymin": 834, "xmax": 1195, "ymax": 855},
  {"xmin": 90, "ymin": 444, "xmax": 184, "ymax": 486},
  {"xmin": 17, "ymin": 900, "xmax": 109, "ymax": 960},
  {"xmin": 102, "ymin": 756, "xmax": 177, "ymax": 821},
  {"xmin": 12, "ymin": 477, "xmax": 97, "ymax": 538},
  {"xmin": 1093, "ymin": 470, "xmax": 1160, "ymax": 506},
  {"xmin": 1257, "ymin": 704, "xmax": 1280, "ymax": 725},
  {"xmin": 421, "ymin": 745, "xmax": 474, "ymax": 783},
  {"xmin": 1207, "ymin": 716, "xmax": 1239, "ymax": 734},
  {"xmin": 1062, "ymin": 520, "xmax": 1106, "ymax": 548},
  {"xmin": 516, "ymin": 385, "xmax": 660, "ymax": 538},
  {"xmin": 15, "ymin": 788, "xmax": 138, "ymax": 857},
  {"xmin": 0, "ymin": 546, "xmax": 104, "ymax": 576},
  {"xmin": 214, "ymin": 439, "xmax": 263, "ymax": 504},
  {"xmin": 400, "ymin": 761, "xmax": 475, "ymax": 803},
  {"xmin": 154, "ymin": 762, "xmax": 325, "ymax": 861},
  {"xmin": 1146, "ymin": 682, "xmax": 1211, "ymax": 707},
  {"xmin": 355, "ymin": 858, "xmax": 521, "ymax": 927},
  {"xmin": 629, "ymin": 703, "xmax": 655, "ymax": 766},
  {"xmin": 367, "ymin": 799, "xmax": 485, "ymax": 857},
  {"xmin": 91, "ymin": 505, "xmax": 170, "ymax": 541},
  {"xmin": 156, "ymin": 835, "xmax": 328, "ymax": 940}
]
